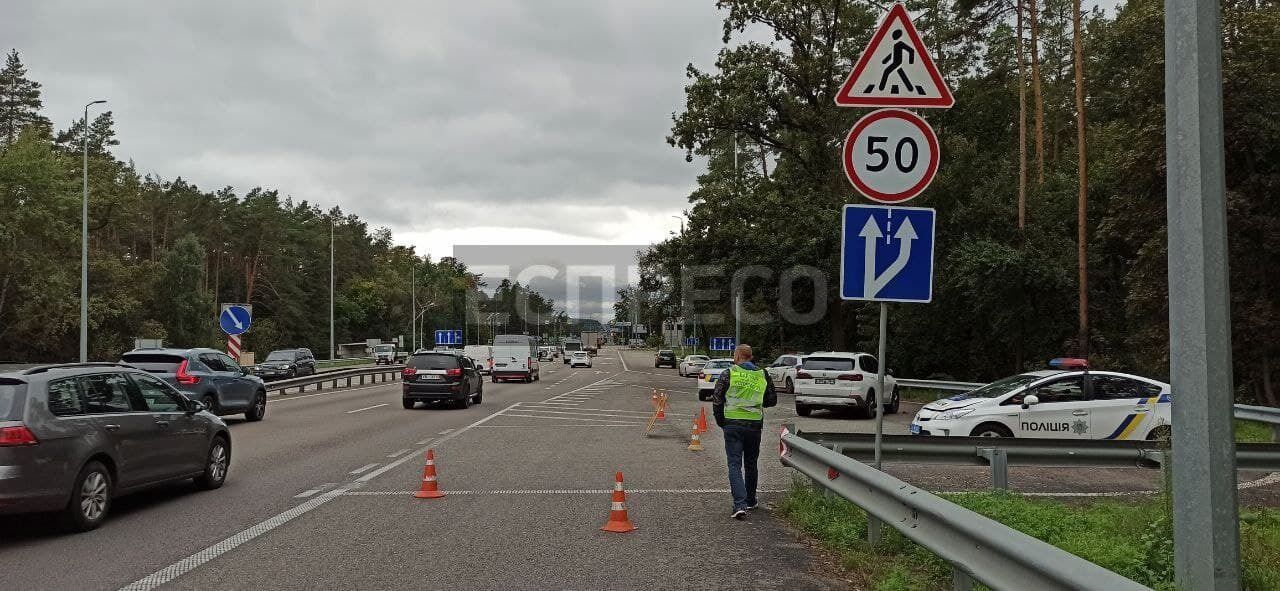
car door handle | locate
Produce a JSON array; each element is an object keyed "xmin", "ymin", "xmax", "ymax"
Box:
[
  {"xmin": 155, "ymin": 420, "xmax": 170, "ymax": 428},
  {"xmin": 104, "ymin": 424, "xmax": 121, "ymax": 432},
  {"xmin": 1072, "ymin": 410, "xmax": 1088, "ymax": 416}
]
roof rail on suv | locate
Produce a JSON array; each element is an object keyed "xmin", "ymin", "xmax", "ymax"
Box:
[{"xmin": 21, "ymin": 362, "xmax": 136, "ymax": 375}]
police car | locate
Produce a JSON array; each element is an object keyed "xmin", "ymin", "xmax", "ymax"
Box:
[{"xmin": 909, "ymin": 359, "xmax": 1172, "ymax": 440}]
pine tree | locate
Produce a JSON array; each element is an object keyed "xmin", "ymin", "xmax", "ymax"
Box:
[{"xmin": 0, "ymin": 50, "xmax": 51, "ymax": 146}]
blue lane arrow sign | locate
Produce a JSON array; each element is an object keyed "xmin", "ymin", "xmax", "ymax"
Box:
[
  {"xmin": 711, "ymin": 337, "xmax": 735, "ymax": 351},
  {"xmin": 435, "ymin": 329, "xmax": 463, "ymax": 346},
  {"xmin": 840, "ymin": 204, "xmax": 936, "ymax": 303},
  {"xmin": 219, "ymin": 305, "xmax": 252, "ymax": 336}
]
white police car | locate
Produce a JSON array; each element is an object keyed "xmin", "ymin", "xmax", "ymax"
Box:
[{"xmin": 909, "ymin": 359, "xmax": 1172, "ymax": 440}]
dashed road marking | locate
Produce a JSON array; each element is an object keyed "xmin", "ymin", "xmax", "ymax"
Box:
[
  {"xmin": 293, "ymin": 483, "xmax": 339, "ymax": 498},
  {"xmin": 348, "ymin": 463, "xmax": 380, "ymax": 475},
  {"xmin": 386, "ymin": 449, "xmax": 411, "ymax": 458},
  {"xmin": 345, "ymin": 403, "xmax": 388, "ymax": 414},
  {"xmin": 438, "ymin": 429, "xmax": 454, "ymax": 435}
]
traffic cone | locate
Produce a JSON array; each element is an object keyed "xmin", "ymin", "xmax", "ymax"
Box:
[
  {"xmin": 687, "ymin": 424, "xmax": 704, "ymax": 451},
  {"xmin": 656, "ymin": 392, "xmax": 667, "ymax": 420},
  {"xmin": 413, "ymin": 449, "xmax": 446, "ymax": 499},
  {"xmin": 601, "ymin": 471, "xmax": 637, "ymax": 533},
  {"xmin": 696, "ymin": 407, "xmax": 709, "ymax": 434}
]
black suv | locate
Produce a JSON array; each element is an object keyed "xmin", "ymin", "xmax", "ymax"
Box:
[
  {"xmin": 0, "ymin": 363, "xmax": 230, "ymax": 531},
  {"xmin": 402, "ymin": 351, "xmax": 483, "ymax": 410},
  {"xmin": 253, "ymin": 348, "xmax": 317, "ymax": 380},
  {"xmin": 120, "ymin": 349, "xmax": 267, "ymax": 421},
  {"xmin": 654, "ymin": 350, "xmax": 677, "ymax": 368}
]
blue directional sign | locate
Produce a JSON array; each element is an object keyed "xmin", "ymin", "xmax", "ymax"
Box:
[
  {"xmin": 710, "ymin": 336, "xmax": 735, "ymax": 351},
  {"xmin": 684, "ymin": 337, "xmax": 700, "ymax": 346},
  {"xmin": 219, "ymin": 304, "xmax": 252, "ymax": 335},
  {"xmin": 434, "ymin": 329, "xmax": 463, "ymax": 346},
  {"xmin": 840, "ymin": 204, "xmax": 936, "ymax": 303}
]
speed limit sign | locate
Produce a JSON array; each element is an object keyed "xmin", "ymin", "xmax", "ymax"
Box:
[{"xmin": 841, "ymin": 108, "xmax": 940, "ymax": 203}]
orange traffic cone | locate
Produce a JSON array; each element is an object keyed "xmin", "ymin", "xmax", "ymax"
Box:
[
  {"xmin": 601, "ymin": 471, "xmax": 637, "ymax": 533},
  {"xmin": 413, "ymin": 449, "xmax": 446, "ymax": 499},
  {"xmin": 696, "ymin": 407, "xmax": 709, "ymax": 434},
  {"xmin": 687, "ymin": 424, "xmax": 704, "ymax": 451},
  {"xmin": 656, "ymin": 392, "xmax": 667, "ymax": 420}
]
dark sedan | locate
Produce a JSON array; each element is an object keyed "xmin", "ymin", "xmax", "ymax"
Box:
[
  {"xmin": 253, "ymin": 348, "xmax": 317, "ymax": 380},
  {"xmin": 121, "ymin": 348, "xmax": 267, "ymax": 421},
  {"xmin": 402, "ymin": 351, "xmax": 483, "ymax": 410},
  {"xmin": 0, "ymin": 363, "xmax": 230, "ymax": 531},
  {"xmin": 654, "ymin": 349, "xmax": 677, "ymax": 368}
]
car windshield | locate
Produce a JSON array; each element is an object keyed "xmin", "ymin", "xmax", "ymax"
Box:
[
  {"xmin": 802, "ymin": 357, "xmax": 855, "ymax": 371},
  {"xmin": 0, "ymin": 380, "xmax": 21, "ymax": 419},
  {"xmin": 266, "ymin": 351, "xmax": 298, "ymax": 361},
  {"xmin": 573, "ymin": 352, "xmax": 587, "ymax": 357},
  {"xmin": 687, "ymin": 356, "xmax": 708, "ymax": 362},
  {"xmin": 407, "ymin": 354, "xmax": 459, "ymax": 370},
  {"xmin": 705, "ymin": 360, "xmax": 732, "ymax": 370},
  {"xmin": 964, "ymin": 373, "xmax": 1046, "ymax": 398},
  {"xmin": 375, "ymin": 345, "xmax": 395, "ymax": 353},
  {"xmin": 120, "ymin": 353, "xmax": 186, "ymax": 372}
]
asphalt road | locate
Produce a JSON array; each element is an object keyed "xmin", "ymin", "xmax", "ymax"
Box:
[{"xmin": 0, "ymin": 348, "xmax": 837, "ymax": 590}]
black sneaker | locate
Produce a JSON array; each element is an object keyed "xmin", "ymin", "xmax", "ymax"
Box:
[{"xmin": 731, "ymin": 509, "xmax": 748, "ymax": 520}]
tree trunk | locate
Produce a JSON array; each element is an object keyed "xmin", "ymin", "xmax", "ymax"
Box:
[
  {"xmin": 1016, "ymin": 0, "xmax": 1028, "ymax": 231},
  {"xmin": 1029, "ymin": 0, "xmax": 1046, "ymax": 184},
  {"xmin": 1072, "ymin": 0, "xmax": 1089, "ymax": 358}
]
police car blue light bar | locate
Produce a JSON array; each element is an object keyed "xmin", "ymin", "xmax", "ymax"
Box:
[{"xmin": 1048, "ymin": 357, "xmax": 1089, "ymax": 370}]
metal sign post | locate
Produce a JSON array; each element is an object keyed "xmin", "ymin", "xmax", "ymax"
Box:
[{"xmin": 1165, "ymin": 0, "xmax": 1239, "ymax": 585}]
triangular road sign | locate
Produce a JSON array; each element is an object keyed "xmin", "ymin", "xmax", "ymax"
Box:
[{"xmin": 835, "ymin": 3, "xmax": 953, "ymax": 108}]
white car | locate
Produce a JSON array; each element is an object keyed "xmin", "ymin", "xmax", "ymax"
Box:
[
  {"xmin": 678, "ymin": 355, "xmax": 709, "ymax": 377},
  {"xmin": 793, "ymin": 352, "xmax": 897, "ymax": 418},
  {"xmin": 909, "ymin": 360, "xmax": 1172, "ymax": 440},
  {"xmin": 569, "ymin": 351, "xmax": 592, "ymax": 368},
  {"xmin": 765, "ymin": 354, "xmax": 806, "ymax": 393},
  {"xmin": 696, "ymin": 358, "xmax": 734, "ymax": 401},
  {"xmin": 463, "ymin": 344, "xmax": 493, "ymax": 375}
]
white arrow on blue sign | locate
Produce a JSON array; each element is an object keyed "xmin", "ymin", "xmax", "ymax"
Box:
[
  {"xmin": 219, "ymin": 305, "xmax": 252, "ymax": 336},
  {"xmin": 710, "ymin": 337, "xmax": 735, "ymax": 351},
  {"xmin": 840, "ymin": 204, "xmax": 936, "ymax": 303},
  {"xmin": 434, "ymin": 329, "xmax": 463, "ymax": 346}
]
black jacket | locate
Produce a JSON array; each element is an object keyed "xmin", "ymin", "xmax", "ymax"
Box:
[{"xmin": 711, "ymin": 362, "xmax": 777, "ymax": 429}]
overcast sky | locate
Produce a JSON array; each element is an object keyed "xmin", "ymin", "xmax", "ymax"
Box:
[{"xmin": 4, "ymin": 1, "xmax": 726, "ymax": 260}]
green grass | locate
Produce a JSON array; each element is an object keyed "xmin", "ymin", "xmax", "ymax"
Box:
[
  {"xmin": 779, "ymin": 483, "xmax": 1280, "ymax": 590},
  {"xmin": 1237, "ymin": 419, "xmax": 1277, "ymax": 443}
]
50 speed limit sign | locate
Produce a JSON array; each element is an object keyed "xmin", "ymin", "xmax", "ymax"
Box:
[{"xmin": 841, "ymin": 108, "xmax": 940, "ymax": 203}]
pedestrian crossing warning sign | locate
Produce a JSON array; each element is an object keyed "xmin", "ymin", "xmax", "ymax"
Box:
[{"xmin": 835, "ymin": 3, "xmax": 954, "ymax": 109}]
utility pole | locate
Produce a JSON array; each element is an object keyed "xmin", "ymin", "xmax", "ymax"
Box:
[
  {"xmin": 411, "ymin": 263, "xmax": 416, "ymax": 352},
  {"xmin": 80, "ymin": 99, "xmax": 106, "ymax": 362},
  {"xmin": 1166, "ymin": 0, "xmax": 1239, "ymax": 585},
  {"xmin": 329, "ymin": 218, "xmax": 335, "ymax": 360},
  {"xmin": 734, "ymin": 292, "xmax": 742, "ymax": 346}
]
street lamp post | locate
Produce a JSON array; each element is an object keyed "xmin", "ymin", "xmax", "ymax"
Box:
[
  {"xmin": 80, "ymin": 99, "xmax": 106, "ymax": 362},
  {"xmin": 329, "ymin": 218, "xmax": 335, "ymax": 361}
]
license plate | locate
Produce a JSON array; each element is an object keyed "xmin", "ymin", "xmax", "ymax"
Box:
[
  {"xmin": 496, "ymin": 363, "xmax": 507, "ymax": 367},
  {"xmin": 910, "ymin": 423, "xmax": 922, "ymax": 435},
  {"xmin": 419, "ymin": 375, "xmax": 442, "ymax": 381},
  {"xmin": 815, "ymin": 378, "xmax": 836, "ymax": 385}
]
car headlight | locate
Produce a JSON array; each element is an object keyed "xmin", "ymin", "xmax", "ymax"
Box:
[{"xmin": 934, "ymin": 408, "xmax": 975, "ymax": 421}]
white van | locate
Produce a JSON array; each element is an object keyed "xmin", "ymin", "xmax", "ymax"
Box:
[
  {"xmin": 491, "ymin": 335, "xmax": 540, "ymax": 383},
  {"xmin": 463, "ymin": 344, "xmax": 493, "ymax": 375}
]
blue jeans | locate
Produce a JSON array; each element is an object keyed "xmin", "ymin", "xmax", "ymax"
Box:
[{"xmin": 723, "ymin": 424, "xmax": 762, "ymax": 511}]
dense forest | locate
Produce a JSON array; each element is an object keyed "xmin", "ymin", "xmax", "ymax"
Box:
[
  {"xmin": 0, "ymin": 50, "xmax": 558, "ymax": 362},
  {"xmin": 625, "ymin": 0, "xmax": 1277, "ymax": 404}
]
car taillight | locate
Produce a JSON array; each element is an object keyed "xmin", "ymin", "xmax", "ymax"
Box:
[
  {"xmin": 528, "ymin": 357, "xmax": 533, "ymax": 368},
  {"xmin": 176, "ymin": 359, "xmax": 200, "ymax": 385},
  {"xmin": 446, "ymin": 368, "xmax": 462, "ymax": 377},
  {"xmin": 698, "ymin": 372, "xmax": 706, "ymax": 380},
  {"xmin": 403, "ymin": 367, "xmax": 418, "ymax": 377},
  {"xmin": 0, "ymin": 425, "xmax": 38, "ymax": 446},
  {"xmin": 838, "ymin": 374, "xmax": 863, "ymax": 381},
  {"xmin": 796, "ymin": 371, "xmax": 812, "ymax": 379}
]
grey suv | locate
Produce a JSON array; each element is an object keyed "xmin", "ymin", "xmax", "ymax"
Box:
[
  {"xmin": 120, "ymin": 348, "xmax": 267, "ymax": 421},
  {"xmin": 254, "ymin": 348, "xmax": 317, "ymax": 380},
  {"xmin": 0, "ymin": 363, "xmax": 231, "ymax": 531}
]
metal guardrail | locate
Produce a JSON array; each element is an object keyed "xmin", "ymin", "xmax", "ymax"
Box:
[
  {"xmin": 796, "ymin": 429, "xmax": 1280, "ymax": 490},
  {"xmin": 780, "ymin": 430, "xmax": 1152, "ymax": 591},
  {"xmin": 264, "ymin": 365, "xmax": 405, "ymax": 396}
]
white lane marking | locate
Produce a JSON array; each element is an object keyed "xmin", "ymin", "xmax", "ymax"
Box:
[
  {"xmin": 617, "ymin": 348, "xmax": 629, "ymax": 371},
  {"xmin": 386, "ymin": 449, "xmax": 410, "ymax": 458},
  {"xmin": 438, "ymin": 429, "xmax": 454, "ymax": 435},
  {"xmin": 293, "ymin": 483, "xmax": 338, "ymax": 498},
  {"xmin": 118, "ymin": 485, "xmax": 356, "ymax": 591},
  {"xmin": 498, "ymin": 413, "xmax": 645, "ymax": 424},
  {"xmin": 348, "ymin": 463, "xmax": 379, "ymax": 475},
  {"xmin": 515, "ymin": 404, "xmax": 669, "ymax": 415},
  {"xmin": 345, "ymin": 403, "xmax": 388, "ymax": 414},
  {"xmin": 477, "ymin": 424, "xmax": 640, "ymax": 428},
  {"xmin": 533, "ymin": 401, "xmax": 582, "ymax": 406},
  {"xmin": 507, "ymin": 408, "xmax": 660, "ymax": 420},
  {"xmin": 339, "ymin": 488, "xmax": 787, "ymax": 496},
  {"xmin": 415, "ymin": 439, "xmax": 431, "ymax": 445}
]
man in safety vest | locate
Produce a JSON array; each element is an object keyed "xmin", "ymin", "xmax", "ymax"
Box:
[{"xmin": 712, "ymin": 344, "xmax": 777, "ymax": 519}]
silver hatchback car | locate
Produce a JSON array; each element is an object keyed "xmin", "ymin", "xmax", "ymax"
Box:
[{"xmin": 0, "ymin": 363, "xmax": 231, "ymax": 532}]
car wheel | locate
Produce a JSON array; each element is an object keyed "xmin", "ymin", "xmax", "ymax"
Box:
[
  {"xmin": 785, "ymin": 377, "xmax": 794, "ymax": 393},
  {"xmin": 458, "ymin": 389, "xmax": 473, "ymax": 409},
  {"xmin": 887, "ymin": 388, "xmax": 900, "ymax": 415},
  {"xmin": 970, "ymin": 423, "xmax": 1014, "ymax": 438},
  {"xmin": 288, "ymin": 368, "xmax": 298, "ymax": 378},
  {"xmin": 201, "ymin": 394, "xmax": 219, "ymax": 415},
  {"xmin": 63, "ymin": 460, "xmax": 112, "ymax": 532},
  {"xmin": 195, "ymin": 436, "xmax": 230, "ymax": 490},
  {"xmin": 244, "ymin": 391, "xmax": 267, "ymax": 422},
  {"xmin": 795, "ymin": 404, "xmax": 812, "ymax": 417},
  {"xmin": 1146, "ymin": 425, "xmax": 1172, "ymax": 442},
  {"xmin": 476, "ymin": 379, "xmax": 484, "ymax": 396},
  {"xmin": 863, "ymin": 389, "xmax": 877, "ymax": 419},
  {"xmin": 402, "ymin": 398, "xmax": 415, "ymax": 409}
]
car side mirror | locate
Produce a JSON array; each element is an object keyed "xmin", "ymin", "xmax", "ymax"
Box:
[
  {"xmin": 1021, "ymin": 394, "xmax": 1040, "ymax": 409},
  {"xmin": 187, "ymin": 400, "xmax": 206, "ymax": 414}
]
